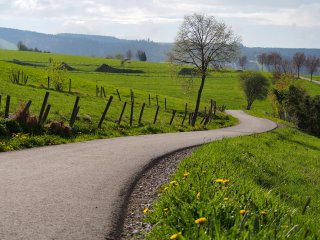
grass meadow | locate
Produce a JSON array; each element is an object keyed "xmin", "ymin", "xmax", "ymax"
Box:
[{"xmin": 146, "ymin": 128, "xmax": 320, "ymax": 239}]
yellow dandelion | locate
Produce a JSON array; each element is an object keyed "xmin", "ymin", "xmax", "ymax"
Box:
[
  {"xmin": 215, "ymin": 179, "xmax": 224, "ymax": 183},
  {"xmin": 224, "ymin": 197, "xmax": 229, "ymax": 201},
  {"xmin": 170, "ymin": 180, "xmax": 178, "ymax": 186},
  {"xmin": 260, "ymin": 211, "xmax": 267, "ymax": 216},
  {"xmin": 183, "ymin": 172, "xmax": 190, "ymax": 178},
  {"xmin": 170, "ymin": 232, "xmax": 182, "ymax": 240},
  {"xmin": 196, "ymin": 192, "xmax": 201, "ymax": 199},
  {"xmin": 240, "ymin": 210, "xmax": 249, "ymax": 215},
  {"xmin": 195, "ymin": 217, "xmax": 207, "ymax": 224},
  {"xmin": 162, "ymin": 186, "xmax": 169, "ymax": 191},
  {"xmin": 215, "ymin": 178, "xmax": 230, "ymax": 185},
  {"xmin": 163, "ymin": 208, "xmax": 169, "ymax": 213},
  {"xmin": 143, "ymin": 208, "xmax": 149, "ymax": 214},
  {"xmin": 222, "ymin": 179, "xmax": 230, "ymax": 184}
]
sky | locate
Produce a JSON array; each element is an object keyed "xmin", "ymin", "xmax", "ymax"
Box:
[{"xmin": 0, "ymin": 0, "xmax": 319, "ymax": 48}]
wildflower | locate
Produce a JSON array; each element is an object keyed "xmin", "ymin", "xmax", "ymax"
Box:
[
  {"xmin": 196, "ymin": 192, "xmax": 201, "ymax": 199},
  {"xmin": 143, "ymin": 208, "xmax": 149, "ymax": 214},
  {"xmin": 240, "ymin": 210, "xmax": 249, "ymax": 215},
  {"xmin": 170, "ymin": 232, "xmax": 182, "ymax": 239},
  {"xmin": 215, "ymin": 178, "xmax": 230, "ymax": 185},
  {"xmin": 260, "ymin": 211, "xmax": 267, "ymax": 216},
  {"xmin": 195, "ymin": 217, "xmax": 207, "ymax": 224},
  {"xmin": 183, "ymin": 172, "xmax": 190, "ymax": 179},
  {"xmin": 163, "ymin": 208, "xmax": 169, "ymax": 213},
  {"xmin": 162, "ymin": 186, "xmax": 169, "ymax": 191},
  {"xmin": 224, "ymin": 197, "xmax": 229, "ymax": 201},
  {"xmin": 170, "ymin": 180, "xmax": 178, "ymax": 186}
]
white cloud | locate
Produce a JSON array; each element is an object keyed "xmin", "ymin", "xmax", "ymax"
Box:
[{"xmin": 0, "ymin": 0, "xmax": 319, "ymax": 47}]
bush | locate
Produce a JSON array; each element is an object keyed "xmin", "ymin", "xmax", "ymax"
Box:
[
  {"xmin": 239, "ymin": 71, "xmax": 270, "ymax": 110},
  {"xmin": 4, "ymin": 119, "xmax": 23, "ymax": 134}
]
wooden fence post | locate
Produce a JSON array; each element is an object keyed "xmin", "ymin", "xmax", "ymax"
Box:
[
  {"xmin": 0, "ymin": 95, "xmax": 2, "ymax": 110},
  {"xmin": 138, "ymin": 103, "xmax": 146, "ymax": 125},
  {"xmin": 213, "ymin": 100, "xmax": 217, "ymax": 116},
  {"xmin": 96, "ymin": 85, "xmax": 99, "ymax": 97},
  {"xmin": 70, "ymin": 96, "xmax": 80, "ymax": 126},
  {"xmin": 116, "ymin": 89, "xmax": 121, "ymax": 101},
  {"xmin": 98, "ymin": 96, "xmax": 113, "ymax": 128},
  {"xmin": 39, "ymin": 91, "xmax": 49, "ymax": 123},
  {"xmin": 170, "ymin": 110, "xmax": 176, "ymax": 125},
  {"xmin": 102, "ymin": 87, "xmax": 106, "ymax": 98},
  {"xmin": 189, "ymin": 112, "xmax": 193, "ymax": 125},
  {"xmin": 69, "ymin": 79, "xmax": 72, "ymax": 93},
  {"xmin": 130, "ymin": 101, "xmax": 134, "ymax": 126},
  {"xmin": 5, "ymin": 95, "xmax": 10, "ymax": 118},
  {"xmin": 165, "ymin": 98, "xmax": 167, "ymax": 110},
  {"xmin": 40, "ymin": 104, "xmax": 51, "ymax": 126},
  {"xmin": 118, "ymin": 102, "xmax": 127, "ymax": 125},
  {"xmin": 148, "ymin": 94, "xmax": 151, "ymax": 106},
  {"xmin": 181, "ymin": 103, "xmax": 188, "ymax": 125},
  {"xmin": 156, "ymin": 95, "xmax": 159, "ymax": 106},
  {"xmin": 70, "ymin": 107, "xmax": 80, "ymax": 127},
  {"xmin": 47, "ymin": 77, "xmax": 50, "ymax": 89},
  {"xmin": 100, "ymin": 87, "xmax": 103, "ymax": 97},
  {"xmin": 153, "ymin": 106, "xmax": 160, "ymax": 124},
  {"xmin": 22, "ymin": 100, "xmax": 32, "ymax": 116}
]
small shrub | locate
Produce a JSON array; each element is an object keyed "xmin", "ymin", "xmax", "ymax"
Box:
[
  {"xmin": 0, "ymin": 123, "xmax": 9, "ymax": 136},
  {"xmin": 4, "ymin": 119, "xmax": 23, "ymax": 134}
]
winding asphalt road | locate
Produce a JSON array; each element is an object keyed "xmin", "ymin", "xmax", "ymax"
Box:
[{"xmin": 0, "ymin": 110, "xmax": 277, "ymax": 240}]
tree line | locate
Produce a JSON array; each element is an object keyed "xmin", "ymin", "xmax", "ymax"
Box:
[
  {"xmin": 17, "ymin": 41, "xmax": 50, "ymax": 53},
  {"xmin": 257, "ymin": 52, "xmax": 320, "ymax": 80}
]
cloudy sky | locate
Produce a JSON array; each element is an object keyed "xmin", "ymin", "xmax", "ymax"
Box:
[{"xmin": 0, "ymin": 0, "xmax": 319, "ymax": 48}]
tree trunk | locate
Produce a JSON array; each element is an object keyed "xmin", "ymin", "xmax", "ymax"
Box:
[
  {"xmin": 246, "ymin": 100, "xmax": 253, "ymax": 110},
  {"xmin": 192, "ymin": 74, "xmax": 206, "ymax": 126}
]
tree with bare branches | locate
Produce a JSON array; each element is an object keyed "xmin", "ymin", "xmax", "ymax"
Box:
[
  {"xmin": 305, "ymin": 56, "xmax": 320, "ymax": 81},
  {"xmin": 257, "ymin": 53, "xmax": 267, "ymax": 72},
  {"xmin": 238, "ymin": 55, "xmax": 248, "ymax": 70},
  {"xmin": 169, "ymin": 13, "xmax": 241, "ymax": 126},
  {"xmin": 292, "ymin": 52, "xmax": 306, "ymax": 78}
]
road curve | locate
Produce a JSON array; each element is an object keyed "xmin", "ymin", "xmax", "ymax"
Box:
[{"xmin": 0, "ymin": 110, "xmax": 277, "ymax": 240}]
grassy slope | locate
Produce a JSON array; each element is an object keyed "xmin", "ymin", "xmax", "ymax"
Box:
[
  {"xmin": 0, "ymin": 50, "xmax": 240, "ymax": 151},
  {"xmin": 147, "ymin": 128, "xmax": 320, "ymax": 239}
]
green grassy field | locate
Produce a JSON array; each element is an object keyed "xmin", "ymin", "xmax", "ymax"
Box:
[
  {"xmin": 0, "ymin": 49, "xmax": 241, "ymax": 151},
  {"xmin": 146, "ymin": 128, "xmax": 320, "ymax": 239}
]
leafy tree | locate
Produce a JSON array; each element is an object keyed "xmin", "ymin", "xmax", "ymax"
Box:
[
  {"xmin": 305, "ymin": 56, "xmax": 320, "ymax": 81},
  {"xmin": 17, "ymin": 41, "xmax": 29, "ymax": 51},
  {"xmin": 239, "ymin": 71, "xmax": 269, "ymax": 110},
  {"xmin": 136, "ymin": 50, "xmax": 147, "ymax": 61},
  {"xmin": 169, "ymin": 13, "xmax": 241, "ymax": 126},
  {"xmin": 292, "ymin": 52, "xmax": 306, "ymax": 78},
  {"xmin": 238, "ymin": 56, "xmax": 248, "ymax": 70}
]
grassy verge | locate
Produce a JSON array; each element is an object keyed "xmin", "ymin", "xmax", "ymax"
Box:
[
  {"xmin": 0, "ymin": 113, "xmax": 237, "ymax": 151},
  {"xmin": 146, "ymin": 128, "xmax": 319, "ymax": 239}
]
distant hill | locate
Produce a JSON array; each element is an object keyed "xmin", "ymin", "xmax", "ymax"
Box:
[
  {"xmin": 0, "ymin": 27, "xmax": 319, "ymax": 64},
  {"xmin": 0, "ymin": 27, "xmax": 172, "ymax": 62}
]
